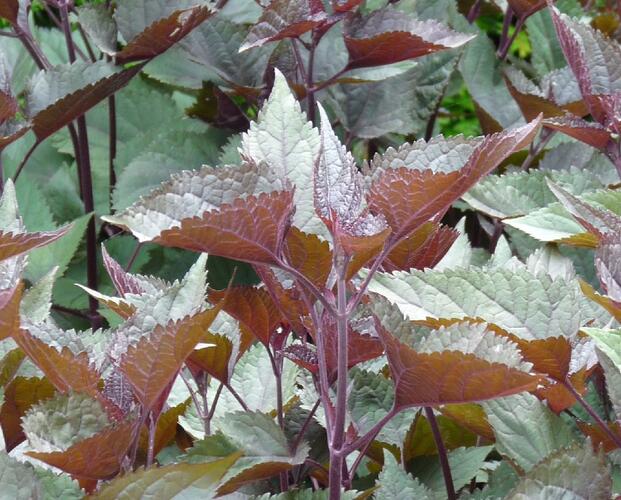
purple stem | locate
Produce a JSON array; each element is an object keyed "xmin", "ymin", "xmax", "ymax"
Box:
[{"xmin": 425, "ymin": 406, "xmax": 456, "ymax": 500}]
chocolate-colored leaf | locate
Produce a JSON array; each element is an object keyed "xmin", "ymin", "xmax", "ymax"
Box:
[
  {"xmin": 438, "ymin": 403, "xmax": 495, "ymax": 441},
  {"xmin": 343, "ymin": 6, "xmax": 474, "ymax": 69},
  {"xmin": 209, "ymin": 286, "xmax": 281, "ymax": 346},
  {"xmin": 187, "ymin": 332, "xmax": 235, "ymax": 384},
  {"xmin": 0, "ymin": 0, "xmax": 19, "ymax": 24},
  {"xmin": 283, "ymin": 228, "xmax": 332, "ymax": 288},
  {"xmin": 26, "ymin": 419, "xmax": 135, "ymax": 480},
  {"xmin": 240, "ymin": 0, "xmax": 327, "ymax": 51},
  {"xmin": 27, "ymin": 61, "xmax": 141, "ymax": 140},
  {"xmin": 368, "ymin": 118, "xmax": 541, "ymax": 243},
  {"xmin": 543, "ymin": 115, "xmax": 611, "ymax": 149},
  {"xmin": 0, "ymin": 53, "xmax": 17, "ymax": 124},
  {"xmin": 384, "ymin": 223, "xmax": 458, "ymax": 272},
  {"xmin": 104, "ymin": 163, "xmax": 294, "ymax": 266},
  {"xmin": 507, "ymin": 0, "xmax": 546, "ymax": 19},
  {"xmin": 116, "ymin": 5, "xmax": 212, "ymax": 63},
  {"xmin": 120, "ymin": 308, "xmax": 221, "ymax": 411},
  {"xmin": 0, "ymin": 283, "xmax": 22, "ymax": 341},
  {"xmin": 0, "ymin": 376, "xmax": 55, "ymax": 452},
  {"xmin": 372, "ymin": 298, "xmax": 538, "ymax": 409},
  {"xmin": 138, "ymin": 400, "xmax": 190, "ymax": 459}
]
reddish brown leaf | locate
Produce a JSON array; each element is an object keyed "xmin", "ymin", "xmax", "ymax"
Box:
[
  {"xmin": 116, "ymin": 6, "xmax": 211, "ymax": 63},
  {"xmin": 187, "ymin": 332, "xmax": 236, "ymax": 384},
  {"xmin": 0, "ymin": 226, "xmax": 71, "ymax": 263},
  {"xmin": 343, "ymin": 6, "xmax": 474, "ymax": 69},
  {"xmin": 332, "ymin": 0, "xmax": 362, "ymax": 12},
  {"xmin": 209, "ymin": 286, "xmax": 282, "ymax": 346},
  {"xmin": 510, "ymin": 336, "xmax": 573, "ymax": 381},
  {"xmin": 0, "ymin": 283, "xmax": 22, "ymax": 341},
  {"xmin": 378, "ymin": 324, "xmax": 539, "ymax": 409},
  {"xmin": 26, "ymin": 419, "xmax": 135, "ymax": 480},
  {"xmin": 240, "ymin": 0, "xmax": 326, "ymax": 51},
  {"xmin": 120, "ymin": 308, "xmax": 221, "ymax": 411},
  {"xmin": 283, "ymin": 228, "xmax": 332, "ymax": 289},
  {"xmin": 368, "ymin": 118, "xmax": 541, "ymax": 243},
  {"xmin": 536, "ymin": 369, "xmax": 589, "ymax": 413},
  {"xmin": 505, "ymin": 74, "xmax": 579, "ymax": 121},
  {"xmin": 0, "ymin": 1, "xmax": 18, "ymax": 24},
  {"xmin": 543, "ymin": 115, "xmax": 611, "ymax": 149},
  {"xmin": 12, "ymin": 328, "xmax": 101, "ymax": 396},
  {"xmin": 102, "ymin": 245, "xmax": 146, "ymax": 296},
  {"xmin": 32, "ymin": 65, "xmax": 142, "ymax": 140},
  {"xmin": 138, "ymin": 400, "xmax": 190, "ymax": 460},
  {"xmin": 507, "ymin": 0, "xmax": 545, "ymax": 18},
  {"xmin": 0, "ymin": 376, "xmax": 55, "ymax": 452},
  {"xmin": 438, "ymin": 403, "xmax": 495, "ymax": 441},
  {"xmin": 156, "ymin": 191, "xmax": 294, "ymax": 266},
  {"xmin": 384, "ymin": 222, "xmax": 458, "ymax": 272},
  {"xmin": 580, "ymin": 279, "xmax": 621, "ymax": 323},
  {"xmin": 578, "ymin": 421, "xmax": 621, "ymax": 452}
]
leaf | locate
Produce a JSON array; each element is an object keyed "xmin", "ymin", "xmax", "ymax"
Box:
[
  {"xmin": 12, "ymin": 328, "xmax": 101, "ymax": 396},
  {"xmin": 368, "ymin": 267, "xmax": 583, "ymax": 340},
  {"xmin": 138, "ymin": 400, "xmax": 190, "ymax": 459},
  {"xmin": 103, "ymin": 163, "xmax": 294, "ymax": 266},
  {"xmin": 92, "ymin": 453, "xmax": 240, "ymax": 499},
  {"xmin": 0, "ymin": 53, "xmax": 17, "ymax": 123},
  {"xmin": 506, "ymin": 442, "xmax": 612, "ymax": 499},
  {"xmin": 77, "ymin": 3, "xmax": 118, "ymax": 56},
  {"xmin": 375, "ymin": 451, "xmax": 435, "ymax": 499},
  {"xmin": 0, "ymin": 283, "xmax": 22, "ymax": 341},
  {"xmin": 209, "ymin": 286, "xmax": 281, "ymax": 346},
  {"xmin": 240, "ymin": 0, "xmax": 327, "ymax": 51},
  {"xmin": 0, "ymin": 376, "xmax": 55, "ymax": 452},
  {"xmin": 414, "ymin": 445, "xmax": 494, "ymax": 494},
  {"xmin": 0, "ymin": 0, "xmax": 19, "ymax": 25},
  {"xmin": 482, "ymin": 393, "xmax": 574, "ymax": 472},
  {"xmin": 283, "ymin": 228, "xmax": 332, "ymax": 288},
  {"xmin": 187, "ymin": 332, "xmax": 236, "ymax": 384},
  {"xmin": 27, "ymin": 61, "xmax": 141, "ymax": 140},
  {"xmin": 242, "ymin": 69, "xmax": 322, "ymax": 235},
  {"xmin": 26, "ymin": 418, "xmax": 136, "ymax": 480},
  {"xmin": 543, "ymin": 114, "xmax": 612, "ymax": 149},
  {"xmin": 507, "ymin": 0, "xmax": 546, "ymax": 19},
  {"xmin": 20, "ymin": 267, "xmax": 56, "ymax": 323},
  {"xmin": 367, "ymin": 118, "xmax": 541, "ymax": 244},
  {"xmin": 372, "ymin": 298, "xmax": 538, "ymax": 409},
  {"xmin": 116, "ymin": 5, "xmax": 212, "ymax": 63},
  {"xmin": 22, "ymin": 392, "xmax": 110, "ymax": 453},
  {"xmin": 0, "ymin": 451, "xmax": 42, "ymax": 499},
  {"xmin": 405, "ymin": 413, "xmax": 477, "ymax": 460},
  {"xmin": 343, "ymin": 6, "xmax": 474, "ymax": 69},
  {"xmin": 438, "ymin": 403, "xmax": 494, "ymax": 441},
  {"xmin": 216, "ymin": 411, "xmax": 308, "ymax": 495},
  {"xmin": 120, "ymin": 307, "xmax": 221, "ymax": 411}
]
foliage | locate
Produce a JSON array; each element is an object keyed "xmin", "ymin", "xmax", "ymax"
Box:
[{"xmin": 1, "ymin": 0, "xmax": 621, "ymax": 498}]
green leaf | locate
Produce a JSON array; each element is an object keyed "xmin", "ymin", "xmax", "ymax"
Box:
[
  {"xmin": 414, "ymin": 445, "xmax": 494, "ymax": 494},
  {"xmin": 242, "ymin": 69, "xmax": 323, "ymax": 236},
  {"xmin": 92, "ymin": 453, "xmax": 240, "ymax": 499},
  {"xmin": 25, "ymin": 213, "xmax": 90, "ymax": 282},
  {"xmin": 0, "ymin": 451, "xmax": 41, "ymax": 499},
  {"xmin": 20, "ymin": 267, "xmax": 57, "ymax": 323},
  {"xmin": 375, "ymin": 451, "xmax": 436, "ymax": 499},
  {"xmin": 526, "ymin": 9, "xmax": 567, "ymax": 77},
  {"xmin": 22, "ymin": 392, "xmax": 110, "ymax": 453},
  {"xmin": 507, "ymin": 442, "xmax": 612, "ymax": 499},
  {"xmin": 77, "ymin": 3, "xmax": 118, "ymax": 56},
  {"xmin": 35, "ymin": 468, "xmax": 83, "ymax": 500},
  {"xmin": 369, "ymin": 267, "xmax": 584, "ymax": 339},
  {"xmin": 482, "ymin": 393, "xmax": 575, "ymax": 472}
]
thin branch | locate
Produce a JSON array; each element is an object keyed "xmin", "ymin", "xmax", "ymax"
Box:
[
  {"xmin": 562, "ymin": 379, "xmax": 621, "ymax": 449},
  {"xmin": 12, "ymin": 140, "xmax": 40, "ymax": 183},
  {"xmin": 292, "ymin": 398, "xmax": 321, "ymax": 454},
  {"xmin": 125, "ymin": 241, "xmax": 143, "ymax": 272},
  {"xmin": 146, "ymin": 412, "xmax": 157, "ymax": 467},
  {"xmin": 425, "ymin": 406, "xmax": 456, "ymax": 500},
  {"xmin": 343, "ymin": 406, "xmax": 399, "ymax": 455},
  {"xmin": 206, "ymin": 382, "xmax": 224, "ymax": 422},
  {"xmin": 267, "ymin": 346, "xmax": 285, "ymax": 429},
  {"xmin": 51, "ymin": 304, "xmax": 90, "ymax": 320},
  {"xmin": 0, "ymin": 31, "xmax": 19, "ymax": 38},
  {"xmin": 180, "ymin": 369, "xmax": 206, "ymax": 420},
  {"xmin": 225, "ymin": 383, "xmax": 250, "ymax": 412}
]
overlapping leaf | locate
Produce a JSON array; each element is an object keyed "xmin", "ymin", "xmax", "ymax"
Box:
[
  {"xmin": 371, "ymin": 297, "xmax": 538, "ymax": 409},
  {"xmin": 367, "ymin": 118, "xmax": 541, "ymax": 244},
  {"xmin": 342, "ymin": 6, "xmax": 474, "ymax": 69},
  {"xmin": 240, "ymin": 0, "xmax": 327, "ymax": 51},
  {"xmin": 104, "ymin": 162, "xmax": 294, "ymax": 266}
]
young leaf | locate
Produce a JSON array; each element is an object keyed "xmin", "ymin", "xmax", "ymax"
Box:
[
  {"xmin": 77, "ymin": 4, "xmax": 118, "ymax": 56},
  {"xmin": 241, "ymin": 69, "xmax": 322, "ymax": 235},
  {"xmin": 240, "ymin": 0, "xmax": 327, "ymax": 51},
  {"xmin": 343, "ymin": 6, "xmax": 474, "ymax": 69}
]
